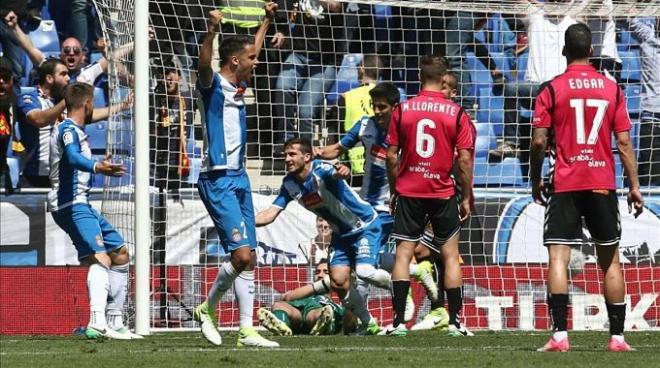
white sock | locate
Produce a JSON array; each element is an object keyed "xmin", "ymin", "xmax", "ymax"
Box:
[
  {"xmin": 356, "ymin": 264, "xmax": 391, "ymax": 290},
  {"xmin": 342, "ymin": 288, "xmax": 371, "ymax": 326},
  {"xmin": 88, "ymin": 263, "xmax": 110, "ymax": 328},
  {"xmin": 207, "ymin": 262, "xmax": 239, "ymax": 309},
  {"xmin": 553, "ymin": 330, "xmax": 568, "ymax": 341},
  {"xmin": 611, "ymin": 334, "xmax": 625, "ymax": 343},
  {"xmin": 355, "ymin": 278, "xmax": 370, "ymax": 310},
  {"xmin": 233, "ymin": 270, "xmax": 255, "ymax": 328},
  {"xmin": 107, "ymin": 263, "xmax": 129, "ymax": 329}
]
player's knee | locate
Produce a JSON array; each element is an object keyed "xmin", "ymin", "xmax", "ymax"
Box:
[
  {"xmin": 272, "ymin": 301, "xmax": 289, "ymax": 310},
  {"xmin": 110, "ymin": 245, "xmax": 129, "ymax": 265},
  {"xmin": 231, "ymin": 247, "xmax": 255, "ymax": 271}
]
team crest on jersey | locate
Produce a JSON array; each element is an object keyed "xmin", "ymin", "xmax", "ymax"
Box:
[
  {"xmin": 231, "ymin": 228, "xmax": 243, "ymax": 242},
  {"xmin": 63, "ymin": 131, "xmax": 74, "ymax": 146},
  {"xmin": 95, "ymin": 235, "xmax": 104, "ymax": 247}
]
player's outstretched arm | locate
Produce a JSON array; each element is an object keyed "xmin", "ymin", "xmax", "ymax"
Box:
[
  {"xmin": 616, "ymin": 130, "xmax": 644, "ymax": 217},
  {"xmin": 457, "ymin": 148, "xmax": 474, "ymax": 221},
  {"xmin": 256, "ymin": 205, "xmax": 283, "ymax": 227},
  {"xmin": 198, "ymin": 10, "xmax": 223, "ymax": 88},
  {"xmin": 253, "ymin": 2, "xmax": 278, "ymax": 57},
  {"xmin": 24, "ymin": 100, "xmax": 67, "ymax": 128},
  {"xmin": 281, "ymin": 274, "xmax": 331, "ymax": 301},
  {"xmin": 3, "ymin": 11, "xmax": 45, "ymax": 67},
  {"xmin": 314, "ymin": 143, "xmax": 344, "ymax": 160},
  {"xmin": 385, "ymin": 145, "xmax": 399, "ymax": 196},
  {"xmin": 530, "ymin": 127, "xmax": 549, "ymax": 206}
]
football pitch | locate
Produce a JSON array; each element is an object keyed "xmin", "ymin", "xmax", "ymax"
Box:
[{"xmin": 1, "ymin": 331, "xmax": 660, "ymax": 368}]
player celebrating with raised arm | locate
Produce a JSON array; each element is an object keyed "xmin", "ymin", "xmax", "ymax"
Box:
[
  {"xmin": 530, "ymin": 23, "xmax": 644, "ymax": 353},
  {"xmin": 193, "ymin": 3, "xmax": 279, "ymax": 348},
  {"xmin": 49, "ymin": 82, "xmax": 140, "ymax": 340},
  {"xmin": 384, "ymin": 55, "xmax": 476, "ymax": 337},
  {"xmin": 256, "ymin": 138, "xmax": 384, "ymax": 334}
]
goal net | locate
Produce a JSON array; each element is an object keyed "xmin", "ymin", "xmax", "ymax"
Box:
[{"xmin": 91, "ymin": 0, "xmax": 660, "ymax": 332}]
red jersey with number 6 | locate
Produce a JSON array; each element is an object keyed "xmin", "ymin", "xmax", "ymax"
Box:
[
  {"xmin": 533, "ymin": 64, "xmax": 631, "ymax": 193},
  {"xmin": 385, "ymin": 90, "xmax": 475, "ymax": 198}
]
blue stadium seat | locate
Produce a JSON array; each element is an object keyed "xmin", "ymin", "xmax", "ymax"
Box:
[
  {"xmin": 28, "ymin": 20, "xmax": 60, "ymax": 53},
  {"xmin": 327, "ymin": 54, "xmax": 363, "ymax": 104},
  {"xmin": 87, "ymin": 121, "xmax": 107, "ymax": 153},
  {"xmin": 625, "ymin": 83, "xmax": 641, "ymax": 117},
  {"xmin": 475, "ymin": 123, "xmax": 496, "ymax": 158},
  {"xmin": 517, "ymin": 52, "xmax": 528, "ymax": 81},
  {"xmin": 466, "ymin": 52, "xmax": 492, "ymax": 92},
  {"xmin": 93, "ymin": 87, "xmax": 108, "ymax": 107},
  {"xmin": 473, "ymin": 157, "xmax": 524, "ymax": 187},
  {"xmin": 477, "ymin": 87, "xmax": 504, "ymax": 135},
  {"xmin": 620, "ymin": 49, "xmax": 641, "ymax": 82},
  {"xmin": 618, "ymin": 29, "xmax": 640, "ymax": 52}
]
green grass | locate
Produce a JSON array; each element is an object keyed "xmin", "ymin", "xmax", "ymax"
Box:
[{"xmin": 1, "ymin": 331, "xmax": 659, "ymax": 368}]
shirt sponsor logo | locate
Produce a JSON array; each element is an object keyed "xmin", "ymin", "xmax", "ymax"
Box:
[
  {"xmin": 357, "ymin": 237, "xmax": 371, "ymax": 257},
  {"xmin": 302, "ymin": 192, "xmax": 323, "ymax": 208},
  {"xmin": 370, "ymin": 145, "xmax": 387, "ymax": 160}
]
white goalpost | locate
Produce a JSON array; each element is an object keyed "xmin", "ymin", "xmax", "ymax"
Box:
[{"xmin": 91, "ymin": 0, "xmax": 660, "ymax": 333}]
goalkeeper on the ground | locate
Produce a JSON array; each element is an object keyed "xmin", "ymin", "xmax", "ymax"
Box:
[{"xmin": 258, "ymin": 259, "xmax": 358, "ymax": 335}]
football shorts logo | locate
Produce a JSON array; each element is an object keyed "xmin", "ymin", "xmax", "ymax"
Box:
[
  {"xmin": 63, "ymin": 131, "xmax": 74, "ymax": 146},
  {"xmin": 95, "ymin": 235, "xmax": 104, "ymax": 247},
  {"xmin": 231, "ymin": 228, "xmax": 243, "ymax": 242}
]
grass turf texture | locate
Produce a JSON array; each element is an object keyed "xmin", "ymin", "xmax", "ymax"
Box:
[{"xmin": 1, "ymin": 331, "xmax": 659, "ymax": 368}]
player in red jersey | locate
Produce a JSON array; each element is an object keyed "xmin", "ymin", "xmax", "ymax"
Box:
[
  {"xmin": 383, "ymin": 55, "xmax": 476, "ymax": 336},
  {"xmin": 530, "ymin": 23, "xmax": 644, "ymax": 353}
]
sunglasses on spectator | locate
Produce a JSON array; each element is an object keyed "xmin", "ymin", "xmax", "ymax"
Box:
[{"xmin": 62, "ymin": 47, "xmax": 82, "ymax": 55}]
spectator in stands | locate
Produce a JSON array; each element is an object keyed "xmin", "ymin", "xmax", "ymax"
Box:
[
  {"xmin": 16, "ymin": 59, "xmax": 130, "ymax": 188},
  {"xmin": 271, "ymin": 0, "xmax": 345, "ymax": 143},
  {"xmin": 587, "ymin": 1, "xmax": 621, "ymax": 82},
  {"xmin": 1, "ymin": 3, "xmax": 30, "ymax": 91},
  {"xmin": 4, "ymin": 10, "xmax": 107, "ymax": 87},
  {"xmin": 445, "ymin": 11, "xmax": 481, "ymax": 110},
  {"xmin": 16, "ymin": 58, "xmax": 68, "ymax": 187},
  {"xmin": 622, "ymin": 17, "xmax": 660, "ymax": 186},
  {"xmin": 0, "ymin": 64, "xmax": 16, "ymax": 192},
  {"xmin": 149, "ymin": 65, "xmax": 193, "ymax": 192},
  {"xmin": 308, "ymin": 217, "xmax": 332, "ymax": 266},
  {"xmin": 340, "ymin": 54, "xmax": 381, "ymax": 178},
  {"xmin": 69, "ymin": 0, "xmax": 102, "ymax": 52},
  {"xmin": 490, "ymin": 1, "xmax": 577, "ymax": 160}
]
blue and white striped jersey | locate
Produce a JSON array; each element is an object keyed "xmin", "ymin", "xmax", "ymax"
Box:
[
  {"xmin": 339, "ymin": 116, "xmax": 390, "ymax": 212},
  {"xmin": 197, "ymin": 73, "xmax": 247, "ymax": 172},
  {"xmin": 273, "ymin": 160, "xmax": 378, "ymax": 235},
  {"xmin": 17, "ymin": 87, "xmax": 61, "ymax": 177},
  {"xmin": 48, "ymin": 119, "xmax": 97, "ymax": 212}
]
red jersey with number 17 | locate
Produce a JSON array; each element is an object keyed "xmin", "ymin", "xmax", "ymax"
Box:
[
  {"xmin": 385, "ymin": 90, "xmax": 475, "ymax": 198},
  {"xmin": 533, "ymin": 64, "xmax": 631, "ymax": 193}
]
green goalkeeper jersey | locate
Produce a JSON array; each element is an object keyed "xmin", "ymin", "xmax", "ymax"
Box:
[{"xmin": 287, "ymin": 295, "xmax": 347, "ymax": 334}]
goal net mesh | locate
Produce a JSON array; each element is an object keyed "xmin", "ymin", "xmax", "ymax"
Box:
[{"xmin": 91, "ymin": 0, "xmax": 660, "ymax": 331}]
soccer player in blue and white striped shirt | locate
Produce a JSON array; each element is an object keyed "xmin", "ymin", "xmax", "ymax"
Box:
[
  {"xmin": 49, "ymin": 82, "xmax": 140, "ymax": 340},
  {"xmin": 192, "ymin": 3, "xmax": 279, "ymax": 348}
]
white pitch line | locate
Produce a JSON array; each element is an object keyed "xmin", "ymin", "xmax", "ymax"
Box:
[{"xmin": 2, "ymin": 345, "xmax": 660, "ymax": 356}]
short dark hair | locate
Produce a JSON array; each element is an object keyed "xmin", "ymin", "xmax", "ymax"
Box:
[
  {"xmin": 38, "ymin": 58, "xmax": 66, "ymax": 84},
  {"xmin": 317, "ymin": 258, "xmax": 328, "ymax": 265},
  {"xmin": 369, "ymin": 82, "xmax": 400, "ymax": 106},
  {"xmin": 283, "ymin": 137, "xmax": 313, "ymax": 155},
  {"xmin": 443, "ymin": 71, "xmax": 458, "ymax": 89},
  {"xmin": 219, "ymin": 35, "xmax": 254, "ymax": 66},
  {"xmin": 0, "ymin": 66, "xmax": 12, "ymax": 82},
  {"xmin": 362, "ymin": 54, "xmax": 382, "ymax": 80},
  {"xmin": 420, "ymin": 55, "xmax": 449, "ymax": 84},
  {"xmin": 564, "ymin": 23, "xmax": 592, "ymax": 59},
  {"xmin": 63, "ymin": 82, "xmax": 94, "ymax": 111}
]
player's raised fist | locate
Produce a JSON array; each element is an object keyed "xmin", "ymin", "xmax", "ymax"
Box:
[
  {"xmin": 208, "ymin": 10, "xmax": 223, "ymax": 30},
  {"xmin": 4, "ymin": 11, "xmax": 17, "ymax": 28},
  {"xmin": 264, "ymin": 2, "xmax": 278, "ymax": 20}
]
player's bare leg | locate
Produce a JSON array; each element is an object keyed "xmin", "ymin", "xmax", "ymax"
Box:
[
  {"xmin": 538, "ymin": 244, "xmax": 571, "ymax": 352},
  {"xmin": 442, "ymin": 235, "xmax": 472, "ymax": 336},
  {"xmin": 330, "ymin": 265, "xmax": 372, "ymax": 332},
  {"xmin": 596, "ymin": 245, "xmax": 633, "ymax": 351}
]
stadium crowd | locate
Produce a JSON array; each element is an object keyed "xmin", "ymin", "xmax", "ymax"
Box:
[{"xmin": 0, "ymin": 1, "xmax": 658, "ymax": 192}]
